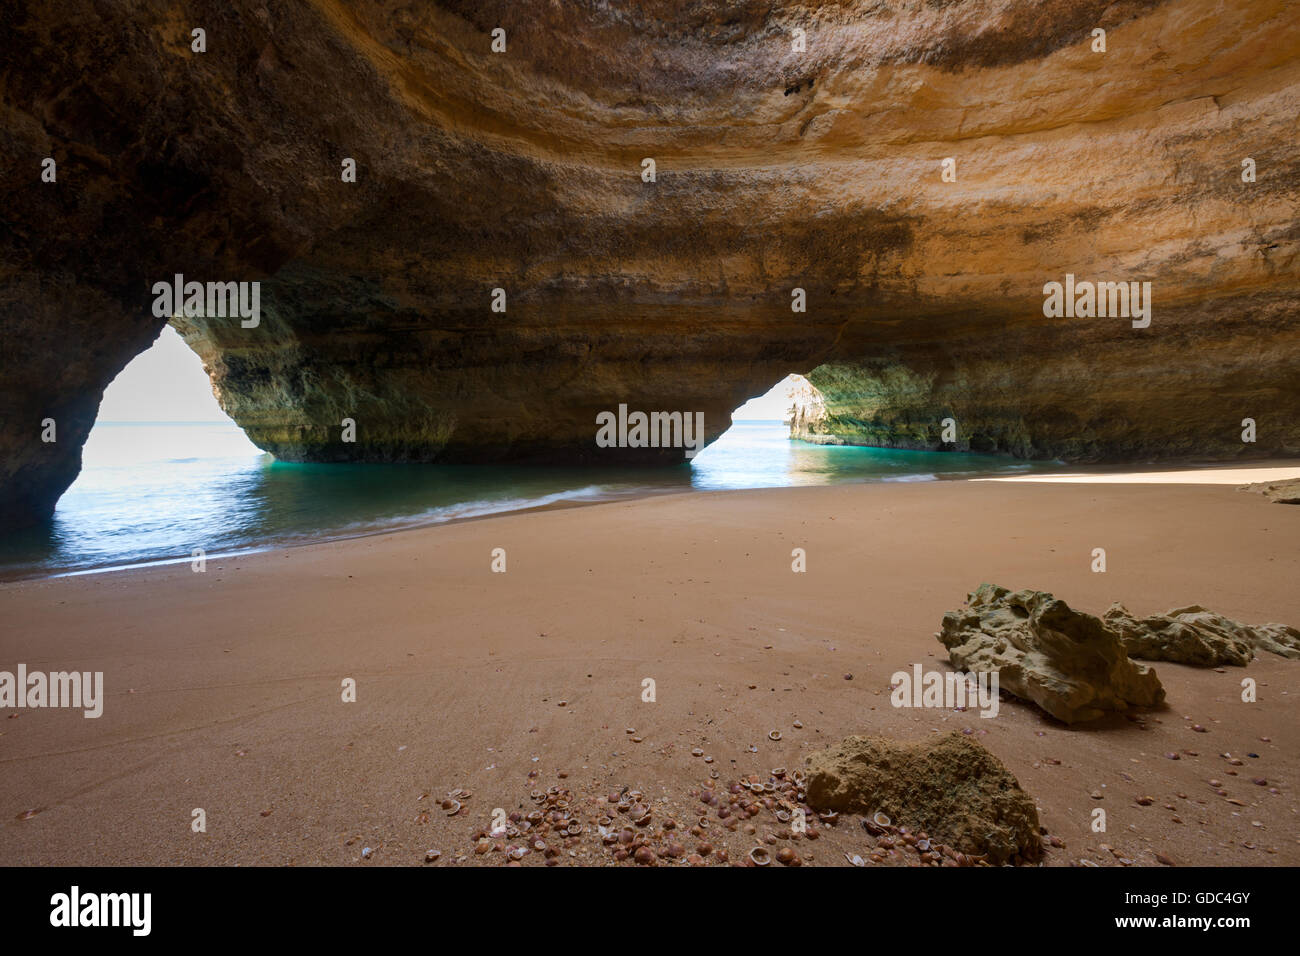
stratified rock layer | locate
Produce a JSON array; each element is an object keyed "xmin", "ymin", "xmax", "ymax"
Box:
[
  {"xmin": 937, "ymin": 584, "xmax": 1165, "ymax": 723},
  {"xmin": 803, "ymin": 732, "xmax": 1041, "ymax": 865},
  {"xmin": 1104, "ymin": 603, "xmax": 1300, "ymax": 665},
  {"xmin": 3, "ymin": 1, "xmax": 1300, "ymax": 528}
]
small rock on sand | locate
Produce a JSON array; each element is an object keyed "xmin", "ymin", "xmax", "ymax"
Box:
[{"xmin": 803, "ymin": 731, "xmax": 1042, "ymax": 865}]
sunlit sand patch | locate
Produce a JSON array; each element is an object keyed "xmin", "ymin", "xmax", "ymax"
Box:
[{"xmin": 972, "ymin": 464, "xmax": 1300, "ymax": 486}]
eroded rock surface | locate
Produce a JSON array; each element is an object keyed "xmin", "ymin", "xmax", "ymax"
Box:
[
  {"xmin": 1238, "ymin": 478, "xmax": 1300, "ymax": 504},
  {"xmin": 937, "ymin": 584, "xmax": 1165, "ymax": 723},
  {"xmin": 803, "ymin": 732, "xmax": 1041, "ymax": 865},
  {"xmin": 1105, "ymin": 603, "xmax": 1300, "ymax": 665},
  {"xmin": 3, "ymin": 1, "xmax": 1299, "ymax": 528},
  {"xmin": 1255, "ymin": 624, "xmax": 1300, "ymax": 661}
]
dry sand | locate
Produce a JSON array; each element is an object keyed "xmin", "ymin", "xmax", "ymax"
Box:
[{"xmin": 1, "ymin": 474, "xmax": 1297, "ymax": 866}]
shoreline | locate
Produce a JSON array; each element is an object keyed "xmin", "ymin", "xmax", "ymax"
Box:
[
  {"xmin": 6, "ymin": 458, "xmax": 1298, "ymax": 584},
  {"xmin": 2, "ymin": 474, "xmax": 1297, "ymax": 866}
]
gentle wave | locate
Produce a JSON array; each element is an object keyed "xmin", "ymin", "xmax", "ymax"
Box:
[{"xmin": 1, "ymin": 421, "xmax": 1066, "ymax": 579}]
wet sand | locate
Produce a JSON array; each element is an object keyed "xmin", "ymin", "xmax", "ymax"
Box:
[{"xmin": 1, "ymin": 473, "xmax": 1297, "ymax": 866}]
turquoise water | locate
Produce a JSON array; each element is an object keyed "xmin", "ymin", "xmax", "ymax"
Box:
[{"xmin": 0, "ymin": 420, "xmax": 1061, "ymax": 578}]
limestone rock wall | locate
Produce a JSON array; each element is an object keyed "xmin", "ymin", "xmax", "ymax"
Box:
[{"xmin": 2, "ymin": 0, "xmax": 1298, "ymax": 528}]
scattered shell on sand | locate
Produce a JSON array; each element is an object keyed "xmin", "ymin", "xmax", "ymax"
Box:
[
  {"xmin": 768, "ymin": 731, "xmax": 782, "ymax": 741},
  {"xmin": 749, "ymin": 847, "xmax": 772, "ymax": 866}
]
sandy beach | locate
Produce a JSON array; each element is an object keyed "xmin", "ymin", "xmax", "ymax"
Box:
[{"xmin": 1, "ymin": 473, "xmax": 1297, "ymax": 867}]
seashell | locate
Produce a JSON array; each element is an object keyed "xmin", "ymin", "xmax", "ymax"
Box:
[
  {"xmin": 749, "ymin": 847, "xmax": 772, "ymax": 866},
  {"xmin": 424, "ymin": 849, "xmax": 441, "ymax": 862},
  {"xmin": 792, "ymin": 720, "xmax": 803, "ymax": 729},
  {"xmin": 768, "ymin": 730, "xmax": 782, "ymax": 741},
  {"xmin": 845, "ymin": 852, "xmax": 866, "ymax": 867},
  {"xmin": 507, "ymin": 846, "xmax": 527, "ymax": 861},
  {"xmin": 772, "ymin": 767, "xmax": 786, "ymax": 778},
  {"xmin": 872, "ymin": 811, "xmax": 891, "ymax": 828},
  {"xmin": 817, "ymin": 810, "xmax": 838, "ymax": 824},
  {"xmin": 444, "ymin": 800, "xmax": 462, "ymax": 816},
  {"xmin": 776, "ymin": 810, "xmax": 791, "ymax": 823},
  {"xmin": 691, "ymin": 748, "xmax": 704, "ymax": 757}
]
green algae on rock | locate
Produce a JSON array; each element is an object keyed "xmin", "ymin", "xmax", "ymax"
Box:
[{"xmin": 803, "ymin": 732, "xmax": 1042, "ymax": 865}]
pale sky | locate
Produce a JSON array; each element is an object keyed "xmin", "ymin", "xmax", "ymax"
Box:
[
  {"xmin": 97, "ymin": 326, "xmax": 231, "ymax": 422},
  {"xmin": 731, "ymin": 373, "xmax": 803, "ymax": 420}
]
